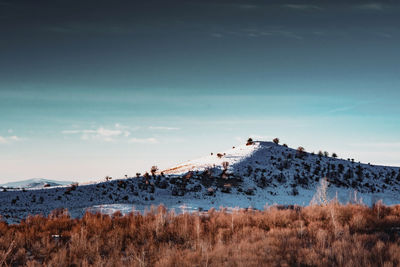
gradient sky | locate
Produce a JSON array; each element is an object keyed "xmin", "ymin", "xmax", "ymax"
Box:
[{"xmin": 1, "ymin": 0, "xmax": 400, "ymax": 183}]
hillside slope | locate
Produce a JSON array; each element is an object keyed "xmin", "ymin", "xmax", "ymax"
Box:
[{"xmin": 1, "ymin": 141, "xmax": 399, "ymax": 223}]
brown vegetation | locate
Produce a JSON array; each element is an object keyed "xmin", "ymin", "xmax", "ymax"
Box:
[
  {"xmin": 246, "ymin": 138, "xmax": 254, "ymax": 146},
  {"xmin": 1, "ymin": 204, "xmax": 400, "ymax": 266}
]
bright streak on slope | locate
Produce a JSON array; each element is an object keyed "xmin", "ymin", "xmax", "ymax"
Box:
[{"xmin": 163, "ymin": 142, "xmax": 262, "ymax": 174}]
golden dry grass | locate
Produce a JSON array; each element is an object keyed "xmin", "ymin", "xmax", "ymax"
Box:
[{"xmin": 1, "ymin": 203, "xmax": 400, "ymax": 266}]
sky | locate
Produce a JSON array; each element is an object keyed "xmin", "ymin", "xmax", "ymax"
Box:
[{"xmin": 1, "ymin": 0, "xmax": 400, "ymax": 183}]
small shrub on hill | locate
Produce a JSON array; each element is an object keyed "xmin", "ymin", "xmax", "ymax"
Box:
[{"xmin": 246, "ymin": 138, "xmax": 254, "ymax": 146}]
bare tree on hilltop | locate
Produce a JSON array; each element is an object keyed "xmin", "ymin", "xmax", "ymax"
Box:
[
  {"xmin": 246, "ymin": 138, "xmax": 254, "ymax": 146},
  {"xmin": 151, "ymin": 166, "xmax": 158, "ymax": 177}
]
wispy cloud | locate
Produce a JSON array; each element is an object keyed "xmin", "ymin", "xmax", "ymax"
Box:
[
  {"xmin": 148, "ymin": 126, "xmax": 180, "ymax": 131},
  {"xmin": 0, "ymin": 136, "xmax": 7, "ymax": 144},
  {"xmin": 374, "ymin": 32, "xmax": 393, "ymax": 38},
  {"xmin": 327, "ymin": 100, "xmax": 375, "ymax": 114},
  {"xmin": 222, "ymin": 28, "xmax": 304, "ymax": 40},
  {"xmin": 114, "ymin": 123, "xmax": 131, "ymax": 129},
  {"xmin": 62, "ymin": 127, "xmax": 130, "ymax": 142},
  {"xmin": 61, "ymin": 130, "xmax": 81, "ymax": 134},
  {"xmin": 0, "ymin": 135, "xmax": 23, "ymax": 144},
  {"xmin": 128, "ymin": 137, "xmax": 158, "ymax": 144},
  {"xmin": 271, "ymin": 30, "xmax": 303, "ymax": 40},
  {"xmin": 62, "ymin": 124, "xmax": 171, "ymax": 143},
  {"xmin": 355, "ymin": 3, "xmax": 384, "ymax": 11},
  {"xmin": 328, "ymin": 106, "xmax": 357, "ymax": 114},
  {"xmin": 282, "ymin": 4, "xmax": 323, "ymax": 11}
]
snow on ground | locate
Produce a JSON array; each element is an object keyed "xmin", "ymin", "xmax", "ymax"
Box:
[
  {"xmin": 0, "ymin": 178, "xmax": 75, "ymax": 189},
  {"xmin": 1, "ymin": 141, "xmax": 400, "ymax": 224},
  {"xmin": 162, "ymin": 142, "xmax": 259, "ymax": 174}
]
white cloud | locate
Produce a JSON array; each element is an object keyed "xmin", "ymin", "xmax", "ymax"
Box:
[
  {"xmin": 9, "ymin": 136, "xmax": 21, "ymax": 141},
  {"xmin": 0, "ymin": 136, "xmax": 7, "ymax": 144},
  {"xmin": 128, "ymin": 137, "xmax": 158, "ymax": 144},
  {"xmin": 62, "ymin": 127, "xmax": 130, "ymax": 142},
  {"xmin": 61, "ymin": 130, "xmax": 81, "ymax": 134},
  {"xmin": 7, "ymin": 129, "xmax": 13, "ymax": 133},
  {"xmin": 114, "ymin": 123, "xmax": 132, "ymax": 130},
  {"xmin": 95, "ymin": 127, "xmax": 122, "ymax": 137},
  {"xmin": 62, "ymin": 125, "xmax": 168, "ymax": 143},
  {"xmin": 0, "ymin": 135, "xmax": 23, "ymax": 144},
  {"xmin": 149, "ymin": 126, "xmax": 180, "ymax": 131}
]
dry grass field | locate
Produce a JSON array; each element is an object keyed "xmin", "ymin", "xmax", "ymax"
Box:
[{"xmin": 1, "ymin": 203, "xmax": 400, "ymax": 266}]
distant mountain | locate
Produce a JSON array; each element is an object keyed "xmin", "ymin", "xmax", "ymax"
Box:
[
  {"xmin": 1, "ymin": 141, "xmax": 399, "ymax": 224},
  {"xmin": 0, "ymin": 178, "xmax": 74, "ymax": 189}
]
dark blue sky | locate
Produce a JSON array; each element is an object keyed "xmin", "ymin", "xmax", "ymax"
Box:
[{"xmin": 1, "ymin": 0, "xmax": 400, "ymax": 181}]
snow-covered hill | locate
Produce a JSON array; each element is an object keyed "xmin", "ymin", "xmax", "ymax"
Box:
[
  {"xmin": 164, "ymin": 141, "xmax": 400, "ymax": 194},
  {"xmin": 1, "ymin": 141, "xmax": 399, "ymax": 224},
  {"xmin": 0, "ymin": 178, "xmax": 75, "ymax": 189}
]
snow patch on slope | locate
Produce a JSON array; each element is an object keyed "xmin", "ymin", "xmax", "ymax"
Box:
[{"xmin": 163, "ymin": 142, "xmax": 261, "ymax": 174}]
